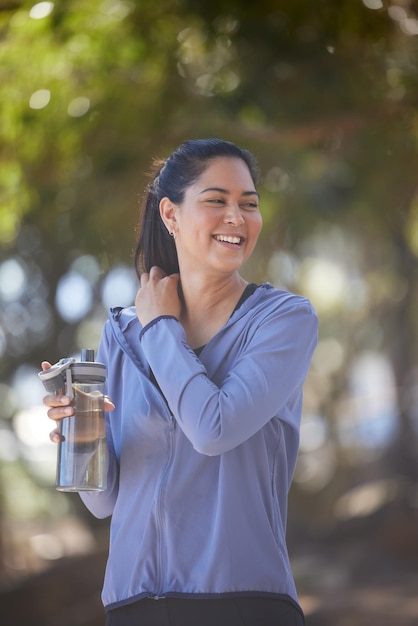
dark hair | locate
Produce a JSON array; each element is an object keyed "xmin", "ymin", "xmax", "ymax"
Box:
[{"xmin": 134, "ymin": 138, "xmax": 259, "ymax": 277}]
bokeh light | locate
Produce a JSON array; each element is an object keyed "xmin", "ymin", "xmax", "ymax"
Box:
[
  {"xmin": 29, "ymin": 2, "xmax": 54, "ymax": 20},
  {"xmin": 29, "ymin": 89, "xmax": 51, "ymax": 110},
  {"xmin": 67, "ymin": 96, "xmax": 91, "ymax": 118},
  {"xmin": 100, "ymin": 265, "xmax": 137, "ymax": 308},
  {"xmin": 55, "ymin": 272, "xmax": 93, "ymax": 322},
  {"xmin": 0, "ymin": 258, "xmax": 27, "ymax": 302}
]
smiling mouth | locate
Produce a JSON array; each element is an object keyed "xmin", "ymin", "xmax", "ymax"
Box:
[{"xmin": 213, "ymin": 235, "xmax": 243, "ymax": 245}]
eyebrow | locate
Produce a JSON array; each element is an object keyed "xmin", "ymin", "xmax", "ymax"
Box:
[{"xmin": 199, "ymin": 186, "xmax": 260, "ymax": 198}]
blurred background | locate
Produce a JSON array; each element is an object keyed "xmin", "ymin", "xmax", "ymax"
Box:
[{"xmin": 1, "ymin": 0, "xmax": 418, "ymax": 624}]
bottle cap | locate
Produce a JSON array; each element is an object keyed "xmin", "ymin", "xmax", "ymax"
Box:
[
  {"xmin": 38, "ymin": 351, "xmax": 106, "ymax": 390},
  {"xmin": 81, "ymin": 349, "xmax": 95, "ymax": 362}
]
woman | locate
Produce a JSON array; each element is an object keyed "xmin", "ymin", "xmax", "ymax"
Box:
[{"xmin": 43, "ymin": 138, "xmax": 318, "ymax": 625}]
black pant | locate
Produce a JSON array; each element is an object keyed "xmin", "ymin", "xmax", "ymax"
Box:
[{"xmin": 105, "ymin": 596, "xmax": 305, "ymax": 626}]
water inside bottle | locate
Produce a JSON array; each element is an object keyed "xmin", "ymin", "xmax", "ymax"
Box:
[{"xmin": 56, "ymin": 384, "xmax": 107, "ymax": 491}]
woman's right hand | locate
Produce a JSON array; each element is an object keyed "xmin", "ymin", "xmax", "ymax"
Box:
[
  {"xmin": 136, "ymin": 266, "xmax": 181, "ymax": 327},
  {"xmin": 41, "ymin": 361, "xmax": 115, "ymax": 443}
]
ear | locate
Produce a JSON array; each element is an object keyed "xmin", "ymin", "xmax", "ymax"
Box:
[{"xmin": 159, "ymin": 197, "xmax": 177, "ymax": 236}]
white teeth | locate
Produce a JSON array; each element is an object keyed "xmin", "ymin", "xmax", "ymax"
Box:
[{"xmin": 215, "ymin": 235, "xmax": 241, "ymax": 244}]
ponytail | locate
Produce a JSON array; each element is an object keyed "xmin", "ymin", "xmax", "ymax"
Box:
[{"xmin": 134, "ymin": 161, "xmax": 179, "ymax": 277}]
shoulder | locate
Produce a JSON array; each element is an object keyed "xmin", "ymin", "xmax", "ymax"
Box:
[
  {"xmin": 99, "ymin": 305, "xmax": 140, "ymax": 349},
  {"xmin": 248, "ymin": 285, "xmax": 318, "ymax": 349},
  {"xmin": 254, "ymin": 283, "xmax": 317, "ymax": 319},
  {"xmin": 107, "ymin": 306, "xmax": 139, "ymax": 330},
  {"xmin": 251, "ymin": 285, "xmax": 318, "ymax": 355},
  {"xmin": 230, "ymin": 284, "xmax": 317, "ymax": 351}
]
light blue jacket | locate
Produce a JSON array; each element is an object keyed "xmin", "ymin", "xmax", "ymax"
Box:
[{"xmin": 80, "ymin": 283, "xmax": 318, "ymax": 611}]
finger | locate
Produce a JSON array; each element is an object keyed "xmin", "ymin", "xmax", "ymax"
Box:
[
  {"xmin": 167, "ymin": 272, "xmax": 180, "ymax": 285},
  {"xmin": 50, "ymin": 427, "xmax": 63, "ymax": 443},
  {"xmin": 43, "ymin": 393, "xmax": 71, "ymax": 408},
  {"xmin": 140, "ymin": 272, "xmax": 149, "ymax": 286},
  {"xmin": 104, "ymin": 396, "xmax": 115, "ymax": 412},
  {"xmin": 46, "ymin": 405, "xmax": 74, "ymax": 422},
  {"xmin": 149, "ymin": 266, "xmax": 167, "ymax": 280},
  {"xmin": 41, "ymin": 361, "xmax": 52, "ymax": 371}
]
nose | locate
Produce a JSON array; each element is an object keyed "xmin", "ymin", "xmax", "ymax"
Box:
[{"xmin": 223, "ymin": 203, "xmax": 245, "ymax": 226}]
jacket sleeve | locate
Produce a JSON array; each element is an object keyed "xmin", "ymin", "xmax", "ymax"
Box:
[
  {"xmin": 140, "ymin": 298, "xmax": 318, "ymax": 456},
  {"xmin": 79, "ymin": 322, "xmax": 119, "ymax": 518}
]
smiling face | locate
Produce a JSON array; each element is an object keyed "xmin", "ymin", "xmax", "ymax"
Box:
[{"xmin": 160, "ymin": 157, "xmax": 262, "ymax": 277}]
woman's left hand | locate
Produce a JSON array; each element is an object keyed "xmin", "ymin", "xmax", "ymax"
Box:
[{"xmin": 136, "ymin": 266, "xmax": 181, "ymax": 327}]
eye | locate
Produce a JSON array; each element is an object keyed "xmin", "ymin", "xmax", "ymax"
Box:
[
  {"xmin": 206, "ymin": 197, "xmax": 225, "ymax": 205},
  {"xmin": 241, "ymin": 201, "xmax": 259, "ymax": 211}
]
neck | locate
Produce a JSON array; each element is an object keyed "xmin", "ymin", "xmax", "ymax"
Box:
[
  {"xmin": 177, "ymin": 271, "xmax": 248, "ymax": 348},
  {"xmin": 180, "ymin": 271, "xmax": 247, "ymax": 313}
]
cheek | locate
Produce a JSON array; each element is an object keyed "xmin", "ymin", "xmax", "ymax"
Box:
[{"xmin": 250, "ymin": 214, "xmax": 263, "ymax": 237}]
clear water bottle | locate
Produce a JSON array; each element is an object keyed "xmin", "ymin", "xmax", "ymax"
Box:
[{"xmin": 39, "ymin": 349, "xmax": 107, "ymax": 491}]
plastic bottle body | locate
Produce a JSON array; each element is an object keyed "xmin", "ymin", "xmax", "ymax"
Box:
[
  {"xmin": 56, "ymin": 380, "xmax": 107, "ymax": 491},
  {"xmin": 38, "ymin": 351, "xmax": 107, "ymax": 492}
]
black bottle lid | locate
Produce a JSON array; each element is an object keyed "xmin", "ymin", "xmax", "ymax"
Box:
[{"xmin": 81, "ymin": 349, "xmax": 95, "ymax": 362}]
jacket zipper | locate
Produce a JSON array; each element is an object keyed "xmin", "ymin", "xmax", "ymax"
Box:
[
  {"xmin": 154, "ymin": 411, "xmax": 176, "ymax": 596},
  {"xmin": 110, "ymin": 312, "xmax": 178, "ymax": 596}
]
